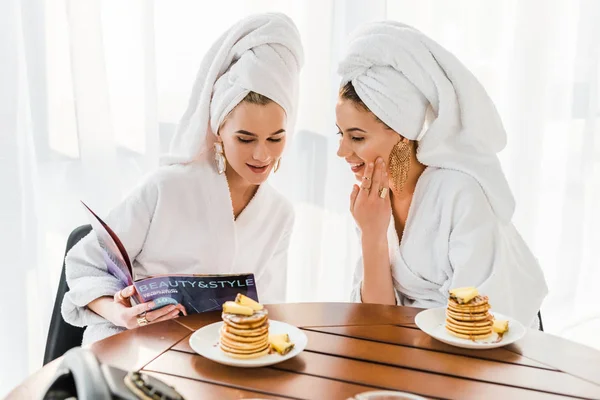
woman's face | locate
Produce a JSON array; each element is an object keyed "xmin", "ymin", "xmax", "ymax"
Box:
[
  {"xmin": 218, "ymin": 101, "xmax": 287, "ymax": 186},
  {"xmin": 336, "ymin": 98, "xmax": 401, "ymax": 181}
]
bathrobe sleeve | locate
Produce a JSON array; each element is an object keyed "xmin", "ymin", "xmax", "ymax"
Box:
[
  {"xmin": 444, "ymin": 179, "xmax": 497, "ymax": 294},
  {"xmin": 61, "ymin": 175, "xmax": 158, "ymax": 328}
]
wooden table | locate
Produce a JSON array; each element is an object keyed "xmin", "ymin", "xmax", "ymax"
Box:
[{"xmin": 7, "ymin": 303, "xmax": 600, "ymax": 400}]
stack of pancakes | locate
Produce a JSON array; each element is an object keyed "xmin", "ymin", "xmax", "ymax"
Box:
[
  {"xmin": 446, "ymin": 294, "xmax": 493, "ymax": 340},
  {"xmin": 220, "ymin": 309, "xmax": 270, "ymax": 359}
]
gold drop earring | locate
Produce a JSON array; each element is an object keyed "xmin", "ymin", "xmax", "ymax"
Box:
[
  {"xmin": 214, "ymin": 140, "xmax": 226, "ymax": 175},
  {"xmin": 388, "ymin": 138, "xmax": 411, "ymax": 192}
]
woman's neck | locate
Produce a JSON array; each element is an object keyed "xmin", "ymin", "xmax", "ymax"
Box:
[
  {"xmin": 389, "ymin": 161, "xmax": 426, "ymax": 241},
  {"xmin": 390, "ymin": 161, "xmax": 426, "ymax": 202},
  {"xmin": 225, "ymin": 166, "xmax": 259, "ymax": 219}
]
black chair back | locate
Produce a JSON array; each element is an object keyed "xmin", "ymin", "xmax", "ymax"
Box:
[{"xmin": 43, "ymin": 225, "xmax": 92, "ymax": 365}]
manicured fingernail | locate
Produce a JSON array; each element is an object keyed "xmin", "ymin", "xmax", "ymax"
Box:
[
  {"xmin": 368, "ymin": 162, "xmax": 374, "ymax": 168},
  {"xmin": 148, "ymin": 302, "xmax": 156, "ymax": 310},
  {"xmin": 376, "ymin": 158, "xmax": 383, "ymax": 164}
]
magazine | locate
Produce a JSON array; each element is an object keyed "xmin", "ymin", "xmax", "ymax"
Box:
[{"xmin": 81, "ymin": 201, "xmax": 259, "ymax": 313}]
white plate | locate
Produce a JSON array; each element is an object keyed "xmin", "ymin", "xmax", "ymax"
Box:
[
  {"xmin": 189, "ymin": 319, "xmax": 307, "ymax": 367},
  {"xmin": 415, "ymin": 307, "xmax": 526, "ymax": 349}
]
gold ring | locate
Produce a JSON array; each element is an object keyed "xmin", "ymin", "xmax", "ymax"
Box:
[
  {"xmin": 362, "ymin": 176, "xmax": 371, "ymax": 181},
  {"xmin": 379, "ymin": 187, "xmax": 389, "ymax": 199},
  {"xmin": 137, "ymin": 316, "xmax": 149, "ymax": 327}
]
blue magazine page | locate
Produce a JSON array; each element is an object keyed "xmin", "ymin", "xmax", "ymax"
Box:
[{"xmin": 133, "ymin": 274, "xmax": 259, "ymax": 313}]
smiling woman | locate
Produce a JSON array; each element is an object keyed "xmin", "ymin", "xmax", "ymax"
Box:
[
  {"xmin": 336, "ymin": 21, "xmax": 548, "ymax": 328},
  {"xmin": 59, "ymin": 12, "xmax": 304, "ymax": 346},
  {"xmin": 217, "ymin": 93, "xmax": 287, "ymax": 200},
  {"xmin": 336, "ymin": 82, "xmax": 425, "ymax": 192}
]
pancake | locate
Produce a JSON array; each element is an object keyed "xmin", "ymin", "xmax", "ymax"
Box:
[
  {"xmin": 445, "ymin": 327, "xmax": 493, "ymax": 340},
  {"xmin": 445, "ymin": 318, "xmax": 493, "ymax": 328},
  {"xmin": 220, "ymin": 346, "xmax": 270, "ymax": 359},
  {"xmin": 446, "ymin": 323, "xmax": 493, "ymax": 335},
  {"xmin": 447, "ymin": 304, "xmax": 491, "ymax": 314},
  {"xmin": 220, "ymin": 327, "xmax": 269, "ymax": 343},
  {"xmin": 222, "ymin": 309, "xmax": 268, "ymax": 325},
  {"xmin": 448, "ymin": 295, "xmax": 489, "ymax": 308},
  {"xmin": 223, "ymin": 316, "xmax": 268, "ymax": 330},
  {"xmin": 446, "ymin": 309, "xmax": 491, "ymax": 322},
  {"xmin": 220, "ymin": 335, "xmax": 269, "ymax": 351},
  {"xmin": 447, "ymin": 304, "xmax": 491, "ymax": 313},
  {"xmin": 219, "ymin": 341, "xmax": 270, "ymax": 355},
  {"xmin": 222, "ymin": 323, "xmax": 269, "ymax": 337}
]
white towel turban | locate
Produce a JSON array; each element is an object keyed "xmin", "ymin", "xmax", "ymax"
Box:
[
  {"xmin": 338, "ymin": 21, "xmax": 515, "ymax": 221},
  {"xmin": 161, "ymin": 13, "xmax": 304, "ymax": 166}
]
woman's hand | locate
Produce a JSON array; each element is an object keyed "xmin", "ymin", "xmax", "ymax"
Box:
[
  {"xmin": 350, "ymin": 157, "xmax": 391, "ymax": 239},
  {"xmin": 90, "ymin": 285, "xmax": 187, "ymax": 330}
]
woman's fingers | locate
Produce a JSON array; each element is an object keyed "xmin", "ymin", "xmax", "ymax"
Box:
[
  {"xmin": 175, "ymin": 303, "xmax": 188, "ymax": 316},
  {"xmin": 126, "ymin": 302, "xmax": 153, "ymax": 319},
  {"xmin": 145, "ymin": 305, "xmax": 179, "ymax": 322},
  {"xmin": 369, "ymin": 158, "xmax": 384, "ymax": 198},
  {"xmin": 150, "ymin": 308, "xmax": 181, "ymax": 324},
  {"xmin": 379, "ymin": 165, "xmax": 390, "ymax": 200},
  {"xmin": 122, "ymin": 301, "xmax": 185, "ymax": 329},
  {"xmin": 350, "ymin": 184, "xmax": 359, "ymax": 212},
  {"xmin": 359, "ymin": 162, "xmax": 374, "ymax": 196},
  {"xmin": 114, "ymin": 285, "xmax": 135, "ymax": 305}
]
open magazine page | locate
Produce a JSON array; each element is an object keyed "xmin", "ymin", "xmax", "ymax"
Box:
[
  {"xmin": 133, "ymin": 274, "xmax": 259, "ymax": 313},
  {"xmin": 82, "ymin": 201, "xmax": 260, "ymax": 314},
  {"xmin": 81, "ymin": 201, "xmax": 134, "ymax": 288}
]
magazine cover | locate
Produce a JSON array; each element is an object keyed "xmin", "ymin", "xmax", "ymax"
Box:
[
  {"xmin": 134, "ymin": 274, "xmax": 258, "ymax": 313},
  {"xmin": 81, "ymin": 201, "xmax": 259, "ymax": 313}
]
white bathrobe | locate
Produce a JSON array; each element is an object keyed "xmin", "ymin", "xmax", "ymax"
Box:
[
  {"xmin": 62, "ymin": 155, "xmax": 294, "ymax": 344},
  {"xmin": 350, "ymin": 167, "xmax": 547, "ymax": 326},
  {"xmin": 341, "ymin": 21, "xmax": 548, "ymax": 326}
]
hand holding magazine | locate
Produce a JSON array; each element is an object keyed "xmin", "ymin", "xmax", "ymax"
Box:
[{"xmin": 81, "ymin": 201, "xmax": 259, "ymax": 314}]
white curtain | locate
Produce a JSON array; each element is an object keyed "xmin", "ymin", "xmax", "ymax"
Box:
[{"xmin": 1, "ymin": 0, "xmax": 599, "ymax": 395}]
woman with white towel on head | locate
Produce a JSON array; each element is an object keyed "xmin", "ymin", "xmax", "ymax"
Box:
[
  {"xmin": 336, "ymin": 21, "xmax": 547, "ymax": 327},
  {"xmin": 62, "ymin": 13, "xmax": 303, "ymax": 345}
]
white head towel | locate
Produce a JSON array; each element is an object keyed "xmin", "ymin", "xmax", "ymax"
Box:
[
  {"xmin": 338, "ymin": 21, "xmax": 515, "ymax": 221},
  {"xmin": 161, "ymin": 13, "xmax": 304, "ymax": 165}
]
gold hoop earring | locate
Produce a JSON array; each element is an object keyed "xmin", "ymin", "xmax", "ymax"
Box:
[
  {"xmin": 214, "ymin": 141, "xmax": 226, "ymax": 175},
  {"xmin": 274, "ymin": 158, "xmax": 281, "ymax": 173},
  {"xmin": 388, "ymin": 139, "xmax": 411, "ymax": 192}
]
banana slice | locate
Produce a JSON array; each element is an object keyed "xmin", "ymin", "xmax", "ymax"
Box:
[
  {"xmin": 270, "ymin": 337, "xmax": 294, "ymax": 355},
  {"xmin": 222, "ymin": 301, "xmax": 254, "ymax": 316},
  {"xmin": 235, "ymin": 293, "xmax": 264, "ymax": 311},
  {"xmin": 492, "ymin": 319, "xmax": 509, "ymax": 334},
  {"xmin": 269, "ymin": 333, "xmax": 289, "ymax": 343}
]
